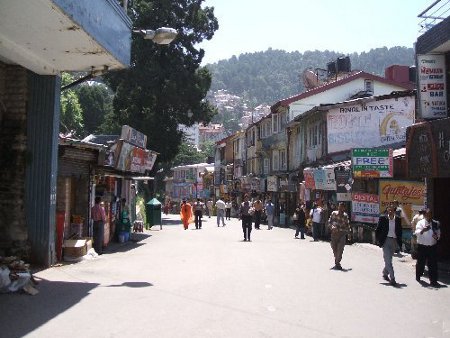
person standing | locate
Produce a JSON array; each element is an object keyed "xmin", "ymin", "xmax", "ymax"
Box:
[
  {"xmin": 265, "ymin": 199, "xmax": 275, "ymax": 230},
  {"xmin": 253, "ymin": 199, "xmax": 263, "ymax": 230},
  {"xmin": 225, "ymin": 199, "xmax": 232, "ymax": 220},
  {"xmin": 328, "ymin": 202, "xmax": 350, "ymax": 270},
  {"xmin": 310, "ymin": 201, "xmax": 324, "ymax": 241},
  {"xmin": 294, "ymin": 204, "xmax": 306, "ymax": 239},
  {"xmin": 415, "ymin": 208, "xmax": 441, "ymax": 287},
  {"xmin": 410, "ymin": 208, "xmax": 425, "ymax": 259},
  {"xmin": 215, "ymin": 198, "xmax": 226, "ymax": 227},
  {"xmin": 206, "ymin": 199, "xmax": 213, "ymax": 218},
  {"xmin": 180, "ymin": 200, "xmax": 192, "ymax": 230},
  {"xmin": 240, "ymin": 195, "xmax": 253, "ymax": 241},
  {"xmin": 91, "ymin": 196, "xmax": 106, "ymax": 255},
  {"xmin": 376, "ymin": 204, "xmax": 402, "ymax": 286},
  {"xmin": 193, "ymin": 198, "xmax": 204, "ymax": 229}
]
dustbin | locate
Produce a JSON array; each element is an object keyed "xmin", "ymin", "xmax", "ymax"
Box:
[{"xmin": 146, "ymin": 198, "xmax": 162, "ymax": 230}]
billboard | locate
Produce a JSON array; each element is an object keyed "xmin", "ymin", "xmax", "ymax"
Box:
[
  {"xmin": 351, "ymin": 192, "xmax": 380, "ymax": 224},
  {"xmin": 352, "ymin": 148, "xmax": 393, "ymax": 178},
  {"xmin": 417, "ymin": 54, "xmax": 447, "ymax": 119},
  {"xmin": 327, "ymin": 96, "xmax": 414, "ymax": 153}
]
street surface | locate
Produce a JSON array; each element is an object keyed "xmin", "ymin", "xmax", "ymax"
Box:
[{"xmin": 1, "ymin": 214, "xmax": 449, "ymax": 338}]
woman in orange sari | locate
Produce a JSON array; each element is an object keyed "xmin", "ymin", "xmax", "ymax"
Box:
[{"xmin": 180, "ymin": 200, "xmax": 193, "ymax": 230}]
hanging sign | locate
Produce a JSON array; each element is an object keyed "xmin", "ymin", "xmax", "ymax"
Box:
[{"xmin": 352, "ymin": 148, "xmax": 393, "ymax": 178}]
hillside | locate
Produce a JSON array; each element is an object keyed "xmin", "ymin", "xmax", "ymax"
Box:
[{"xmin": 206, "ymin": 46, "xmax": 415, "ymax": 105}]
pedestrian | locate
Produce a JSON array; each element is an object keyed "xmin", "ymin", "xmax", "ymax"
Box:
[
  {"xmin": 215, "ymin": 197, "xmax": 226, "ymax": 227},
  {"xmin": 206, "ymin": 199, "xmax": 213, "ymax": 218},
  {"xmin": 180, "ymin": 200, "xmax": 192, "ymax": 230},
  {"xmin": 265, "ymin": 199, "xmax": 274, "ymax": 230},
  {"xmin": 294, "ymin": 204, "xmax": 306, "ymax": 239},
  {"xmin": 253, "ymin": 198, "xmax": 263, "ymax": 229},
  {"xmin": 310, "ymin": 201, "xmax": 324, "ymax": 241},
  {"xmin": 91, "ymin": 196, "xmax": 106, "ymax": 255},
  {"xmin": 410, "ymin": 208, "xmax": 425, "ymax": 259},
  {"xmin": 193, "ymin": 198, "xmax": 204, "ymax": 229},
  {"xmin": 328, "ymin": 202, "xmax": 350, "ymax": 270},
  {"xmin": 240, "ymin": 195, "xmax": 253, "ymax": 241},
  {"xmin": 225, "ymin": 199, "xmax": 232, "ymax": 220},
  {"xmin": 375, "ymin": 204, "xmax": 402, "ymax": 286},
  {"xmin": 414, "ymin": 208, "xmax": 441, "ymax": 287}
]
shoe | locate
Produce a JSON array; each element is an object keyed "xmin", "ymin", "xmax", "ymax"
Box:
[
  {"xmin": 248, "ymin": 239, "xmax": 251, "ymax": 242},
  {"xmin": 244, "ymin": 238, "xmax": 247, "ymax": 241},
  {"xmin": 416, "ymin": 276, "xmax": 421, "ymax": 282},
  {"xmin": 430, "ymin": 282, "xmax": 440, "ymax": 288},
  {"xmin": 295, "ymin": 236, "xmax": 299, "ymax": 239},
  {"xmin": 335, "ymin": 264, "xmax": 343, "ymax": 270},
  {"xmin": 390, "ymin": 279, "xmax": 397, "ymax": 286},
  {"xmin": 383, "ymin": 275, "xmax": 390, "ymax": 282}
]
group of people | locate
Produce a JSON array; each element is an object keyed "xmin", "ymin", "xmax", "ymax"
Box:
[{"xmin": 179, "ymin": 197, "xmax": 234, "ymax": 230}]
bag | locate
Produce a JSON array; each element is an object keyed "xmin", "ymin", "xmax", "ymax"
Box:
[{"xmin": 248, "ymin": 207, "xmax": 255, "ymax": 216}]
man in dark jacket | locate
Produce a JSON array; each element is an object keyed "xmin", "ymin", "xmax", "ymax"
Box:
[{"xmin": 376, "ymin": 204, "xmax": 402, "ymax": 286}]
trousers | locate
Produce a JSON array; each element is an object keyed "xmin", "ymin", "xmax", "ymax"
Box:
[
  {"xmin": 330, "ymin": 230, "xmax": 347, "ymax": 265},
  {"xmin": 93, "ymin": 220, "xmax": 104, "ymax": 254},
  {"xmin": 382, "ymin": 237, "xmax": 398, "ymax": 280},
  {"xmin": 242, "ymin": 215, "xmax": 252, "ymax": 240},
  {"xmin": 416, "ymin": 244, "xmax": 438, "ymax": 283}
]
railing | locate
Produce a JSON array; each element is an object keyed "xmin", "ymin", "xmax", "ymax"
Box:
[{"xmin": 418, "ymin": 0, "xmax": 450, "ymax": 34}]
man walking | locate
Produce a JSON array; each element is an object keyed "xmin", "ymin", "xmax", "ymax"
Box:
[
  {"xmin": 265, "ymin": 199, "xmax": 274, "ymax": 230},
  {"xmin": 328, "ymin": 202, "xmax": 350, "ymax": 270},
  {"xmin": 215, "ymin": 197, "xmax": 226, "ymax": 227},
  {"xmin": 91, "ymin": 196, "xmax": 106, "ymax": 255},
  {"xmin": 376, "ymin": 204, "xmax": 402, "ymax": 286},
  {"xmin": 415, "ymin": 208, "xmax": 441, "ymax": 287},
  {"xmin": 253, "ymin": 198, "xmax": 263, "ymax": 229},
  {"xmin": 225, "ymin": 199, "xmax": 232, "ymax": 220},
  {"xmin": 193, "ymin": 198, "xmax": 204, "ymax": 229},
  {"xmin": 310, "ymin": 201, "xmax": 324, "ymax": 241},
  {"xmin": 294, "ymin": 204, "xmax": 306, "ymax": 239},
  {"xmin": 206, "ymin": 199, "xmax": 213, "ymax": 218},
  {"xmin": 240, "ymin": 195, "xmax": 253, "ymax": 241}
]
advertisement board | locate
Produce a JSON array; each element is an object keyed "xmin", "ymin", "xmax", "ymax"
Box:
[
  {"xmin": 313, "ymin": 168, "xmax": 336, "ymax": 190},
  {"xmin": 417, "ymin": 54, "xmax": 447, "ymax": 119},
  {"xmin": 120, "ymin": 125, "xmax": 147, "ymax": 149},
  {"xmin": 335, "ymin": 169, "xmax": 352, "ymax": 201},
  {"xmin": 351, "ymin": 192, "xmax": 380, "ymax": 224},
  {"xmin": 352, "ymin": 148, "xmax": 393, "ymax": 178},
  {"xmin": 303, "ymin": 169, "xmax": 315, "ymax": 189},
  {"xmin": 327, "ymin": 96, "xmax": 414, "ymax": 153},
  {"xmin": 115, "ymin": 140, "xmax": 157, "ymax": 173},
  {"xmin": 378, "ymin": 180, "xmax": 426, "ymax": 224},
  {"xmin": 267, "ymin": 176, "xmax": 278, "ymax": 192}
]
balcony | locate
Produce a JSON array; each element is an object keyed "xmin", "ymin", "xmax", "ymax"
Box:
[{"xmin": 0, "ymin": 0, "xmax": 132, "ymax": 75}]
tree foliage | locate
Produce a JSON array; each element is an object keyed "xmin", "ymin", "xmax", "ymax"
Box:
[
  {"xmin": 60, "ymin": 73, "xmax": 84, "ymax": 136},
  {"xmin": 103, "ymin": 0, "xmax": 219, "ymax": 164}
]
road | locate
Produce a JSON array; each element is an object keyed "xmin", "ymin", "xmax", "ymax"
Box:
[{"xmin": 2, "ymin": 214, "xmax": 449, "ymax": 338}]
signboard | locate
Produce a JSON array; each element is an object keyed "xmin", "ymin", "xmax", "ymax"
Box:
[
  {"xmin": 379, "ymin": 180, "xmax": 426, "ymax": 224},
  {"xmin": 327, "ymin": 96, "xmax": 415, "ymax": 153},
  {"xmin": 303, "ymin": 169, "xmax": 315, "ymax": 189},
  {"xmin": 352, "ymin": 148, "xmax": 393, "ymax": 178},
  {"xmin": 417, "ymin": 54, "xmax": 447, "ymax": 119},
  {"xmin": 351, "ymin": 192, "xmax": 380, "ymax": 224},
  {"xmin": 121, "ymin": 125, "xmax": 147, "ymax": 149},
  {"xmin": 267, "ymin": 176, "xmax": 278, "ymax": 192},
  {"xmin": 335, "ymin": 169, "xmax": 352, "ymax": 201},
  {"xmin": 313, "ymin": 168, "xmax": 336, "ymax": 190},
  {"xmin": 115, "ymin": 140, "xmax": 157, "ymax": 173}
]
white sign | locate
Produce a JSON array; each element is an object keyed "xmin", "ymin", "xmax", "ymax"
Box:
[
  {"xmin": 267, "ymin": 176, "xmax": 278, "ymax": 192},
  {"xmin": 418, "ymin": 54, "xmax": 447, "ymax": 119},
  {"xmin": 327, "ymin": 96, "xmax": 415, "ymax": 153}
]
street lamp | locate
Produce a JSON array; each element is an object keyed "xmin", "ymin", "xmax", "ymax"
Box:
[{"xmin": 132, "ymin": 27, "xmax": 178, "ymax": 45}]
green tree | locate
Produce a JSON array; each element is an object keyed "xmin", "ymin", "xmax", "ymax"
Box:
[
  {"xmin": 60, "ymin": 73, "xmax": 84, "ymax": 136},
  {"xmin": 199, "ymin": 140, "xmax": 215, "ymax": 159},
  {"xmin": 103, "ymin": 0, "xmax": 219, "ymax": 164},
  {"xmin": 75, "ymin": 82, "xmax": 113, "ymax": 137}
]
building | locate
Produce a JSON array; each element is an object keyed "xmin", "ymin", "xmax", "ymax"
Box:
[{"xmin": 0, "ymin": 1, "xmax": 132, "ymax": 266}]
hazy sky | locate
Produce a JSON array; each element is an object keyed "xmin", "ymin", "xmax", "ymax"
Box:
[{"xmin": 198, "ymin": 0, "xmax": 432, "ymax": 65}]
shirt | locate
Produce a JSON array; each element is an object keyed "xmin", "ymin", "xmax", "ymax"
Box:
[
  {"xmin": 328, "ymin": 211, "xmax": 350, "ymax": 232},
  {"xmin": 253, "ymin": 200, "xmax": 263, "ymax": 211},
  {"xmin": 310, "ymin": 207, "xmax": 323, "ymax": 223},
  {"xmin": 215, "ymin": 199, "xmax": 226, "ymax": 210},
  {"xmin": 265, "ymin": 202, "xmax": 274, "ymax": 215},
  {"xmin": 91, "ymin": 204, "xmax": 106, "ymax": 222},
  {"xmin": 415, "ymin": 219, "xmax": 440, "ymax": 246},
  {"xmin": 387, "ymin": 217, "xmax": 396, "ymax": 238},
  {"xmin": 194, "ymin": 202, "xmax": 204, "ymax": 211},
  {"xmin": 225, "ymin": 202, "xmax": 232, "ymax": 209},
  {"xmin": 240, "ymin": 201, "xmax": 251, "ymax": 216}
]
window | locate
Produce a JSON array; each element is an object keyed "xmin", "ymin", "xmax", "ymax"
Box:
[
  {"xmin": 364, "ymin": 79, "xmax": 373, "ymax": 94},
  {"xmin": 272, "ymin": 114, "xmax": 280, "ymax": 134},
  {"xmin": 280, "ymin": 149, "xmax": 287, "ymax": 170},
  {"xmin": 263, "ymin": 158, "xmax": 270, "ymax": 174},
  {"xmin": 272, "ymin": 151, "xmax": 279, "ymax": 171}
]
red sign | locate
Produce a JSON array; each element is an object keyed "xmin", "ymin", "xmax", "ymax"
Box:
[{"xmin": 304, "ymin": 170, "xmax": 315, "ymax": 189}]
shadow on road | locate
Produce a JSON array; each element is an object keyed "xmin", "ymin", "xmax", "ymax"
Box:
[
  {"xmin": 161, "ymin": 217, "xmax": 181, "ymax": 226},
  {"xmin": 0, "ymin": 278, "xmax": 98, "ymax": 338},
  {"xmin": 106, "ymin": 281, "xmax": 153, "ymax": 288},
  {"xmin": 380, "ymin": 282, "xmax": 408, "ymax": 288}
]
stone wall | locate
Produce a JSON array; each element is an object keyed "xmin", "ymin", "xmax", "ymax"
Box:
[{"xmin": 0, "ymin": 63, "xmax": 30, "ymax": 257}]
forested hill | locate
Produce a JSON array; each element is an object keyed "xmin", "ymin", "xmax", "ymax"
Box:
[{"xmin": 206, "ymin": 47, "xmax": 415, "ymax": 104}]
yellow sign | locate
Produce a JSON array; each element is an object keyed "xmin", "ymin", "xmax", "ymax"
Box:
[{"xmin": 379, "ymin": 180, "xmax": 426, "ymax": 225}]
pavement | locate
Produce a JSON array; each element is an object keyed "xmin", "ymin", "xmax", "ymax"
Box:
[{"xmin": 1, "ymin": 214, "xmax": 450, "ymax": 338}]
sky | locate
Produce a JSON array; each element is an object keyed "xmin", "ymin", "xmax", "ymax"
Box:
[{"xmin": 198, "ymin": 0, "xmax": 433, "ymax": 65}]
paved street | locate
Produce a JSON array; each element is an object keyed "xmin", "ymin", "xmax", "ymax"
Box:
[{"xmin": 2, "ymin": 214, "xmax": 450, "ymax": 338}]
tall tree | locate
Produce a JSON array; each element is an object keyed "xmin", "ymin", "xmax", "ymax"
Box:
[
  {"xmin": 104, "ymin": 0, "xmax": 218, "ymax": 163},
  {"xmin": 60, "ymin": 73, "xmax": 84, "ymax": 136}
]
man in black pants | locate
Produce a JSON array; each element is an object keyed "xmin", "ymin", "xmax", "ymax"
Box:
[
  {"xmin": 414, "ymin": 208, "xmax": 441, "ymax": 287},
  {"xmin": 193, "ymin": 198, "xmax": 204, "ymax": 229},
  {"xmin": 240, "ymin": 195, "xmax": 253, "ymax": 241}
]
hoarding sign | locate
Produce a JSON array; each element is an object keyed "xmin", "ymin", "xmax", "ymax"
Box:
[
  {"xmin": 303, "ymin": 169, "xmax": 315, "ymax": 189},
  {"xmin": 121, "ymin": 125, "xmax": 147, "ymax": 149},
  {"xmin": 379, "ymin": 180, "xmax": 426, "ymax": 224},
  {"xmin": 327, "ymin": 96, "xmax": 415, "ymax": 153},
  {"xmin": 267, "ymin": 176, "xmax": 278, "ymax": 192},
  {"xmin": 313, "ymin": 168, "xmax": 336, "ymax": 190},
  {"xmin": 351, "ymin": 192, "xmax": 380, "ymax": 224},
  {"xmin": 417, "ymin": 54, "xmax": 447, "ymax": 119},
  {"xmin": 352, "ymin": 148, "xmax": 393, "ymax": 178},
  {"xmin": 115, "ymin": 140, "xmax": 156, "ymax": 173},
  {"xmin": 335, "ymin": 169, "xmax": 352, "ymax": 201}
]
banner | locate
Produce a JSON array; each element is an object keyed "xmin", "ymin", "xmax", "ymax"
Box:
[
  {"xmin": 417, "ymin": 54, "xmax": 447, "ymax": 119},
  {"xmin": 351, "ymin": 192, "xmax": 380, "ymax": 224},
  {"xmin": 313, "ymin": 168, "xmax": 336, "ymax": 190},
  {"xmin": 303, "ymin": 170, "xmax": 315, "ymax": 189},
  {"xmin": 352, "ymin": 148, "xmax": 393, "ymax": 178},
  {"xmin": 335, "ymin": 169, "xmax": 352, "ymax": 201},
  {"xmin": 120, "ymin": 125, "xmax": 147, "ymax": 149},
  {"xmin": 267, "ymin": 176, "xmax": 278, "ymax": 192},
  {"xmin": 379, "ymin": 180, "xmax": 426, "ymax": 224}
]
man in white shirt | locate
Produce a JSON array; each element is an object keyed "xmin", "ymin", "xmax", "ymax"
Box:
[
  {"xmin": 215, "ymin": 198, "xmax": 226, "ymax": 227},
  {"xmin": 415, "ymin": 208, "xmax": 441, "ymax": 287},
  {"xmin": 310, "ymin": 201, "xmax": 324, "ymax": 241}
]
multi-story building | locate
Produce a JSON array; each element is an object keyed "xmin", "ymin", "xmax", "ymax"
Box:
[{"xmin": 170, "ymin": 163, "xmax": 214, "ymax": 203}]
